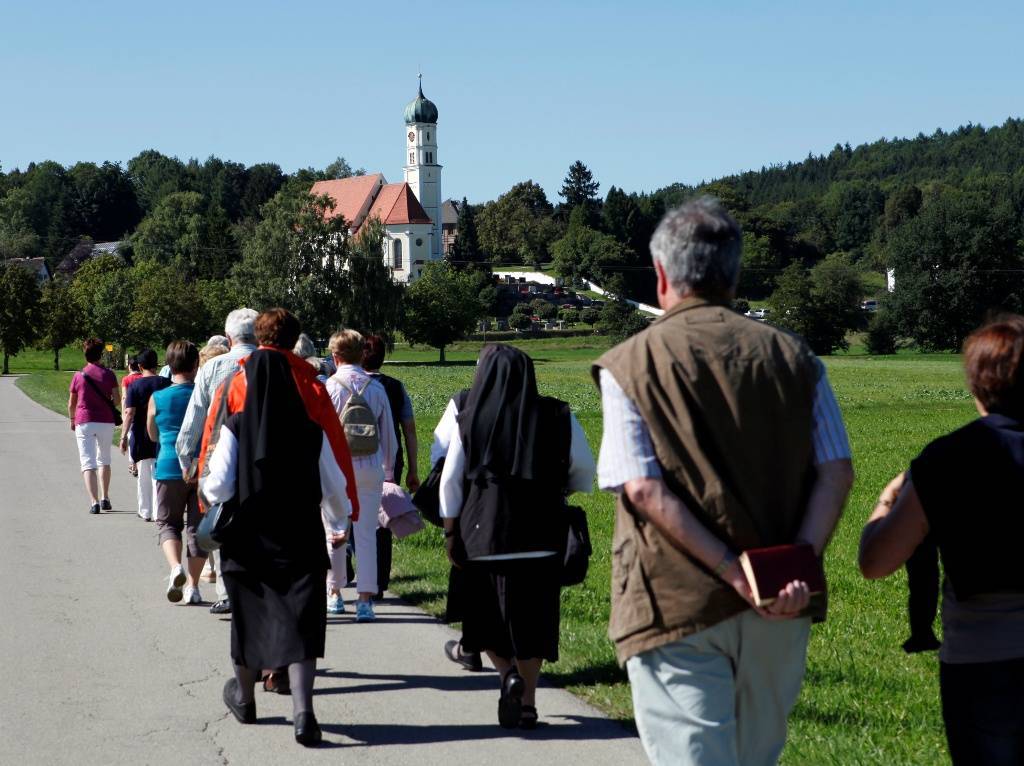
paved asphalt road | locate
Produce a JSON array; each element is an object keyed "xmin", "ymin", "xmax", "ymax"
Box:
[{"xmin": 0, "ymin": 376, "xmax": 646, "ymax": 765}]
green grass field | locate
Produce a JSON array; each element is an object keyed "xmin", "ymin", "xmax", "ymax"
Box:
[{"xmin": 6, "ymin": 339, "xmax": 971, "ymax": 764}]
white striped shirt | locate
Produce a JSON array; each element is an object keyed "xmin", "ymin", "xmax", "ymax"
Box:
[{"xmin": 596, "ymin": 361, "xmax": 851, "ymax": 492}]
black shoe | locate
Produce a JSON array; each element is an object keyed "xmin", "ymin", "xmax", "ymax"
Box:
[
  {"xmin": 902, "ymin": 632, "xmax": 941, "ymax": 654},
  {"xmin": 89, "ymin": 503, "xmax": 101, "ymax": 515},
  {"xmin": 294, "ymin": 711, "xmax": 322, "ymax": 746},
  {"xmin": 223, "ymin": 678, "xmax": 256, "ymax": 724},
  {"xmin": 445, "ymin": 640, "xmax": 484, "ymax": 672},
  {"xmin": 520, "ymin": 704, "xmax": 539, "ymax": 730},
  {"xmin": 210, "ymin": 599, "xmax": 232, "ymax": 615},
  {"xmin": 498, "ymin": 670, "xmax": 525, "ymax": 729},
  {"xmin": 100, "ymin": 498, "xmax": 112, "ymax": 511}
]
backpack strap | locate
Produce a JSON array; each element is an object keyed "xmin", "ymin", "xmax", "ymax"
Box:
[{"xmin": 356, "ymin": 378, "xmax": 372, "ymax": 397}]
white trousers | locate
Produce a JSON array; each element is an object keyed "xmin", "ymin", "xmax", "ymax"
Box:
[
  {"xmin": 75, "ymin": 422, "xmax": 114, "ymax": 472},
  {"xmin": 329, "ymin": 463, "xmax": 383, "ymax": 596},
  {"xmin": 135, "ymin": 458, "xmax": 157, "ymax": 520}
]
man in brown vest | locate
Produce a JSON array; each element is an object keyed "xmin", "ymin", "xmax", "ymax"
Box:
[{"xmin": 593, "ymin": 197, "xmax": 854, "ymax": 766}]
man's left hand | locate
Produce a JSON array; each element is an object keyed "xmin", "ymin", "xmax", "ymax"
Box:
[
  {"xmin": 406, "ymin": 473, "xmax": 420, "ymax": 493},
  {"xmin": 761, "ymin": 580, "xmax": 811, "ymax": 620}
]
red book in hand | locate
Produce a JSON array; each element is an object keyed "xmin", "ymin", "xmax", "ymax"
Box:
[{"xmin": 738, "ymin": 543, "xmax": 825, "ymax": 607}]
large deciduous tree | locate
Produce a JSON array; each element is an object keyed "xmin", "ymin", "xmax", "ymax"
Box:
[
  {"xmin": 130, "ymin": 191, "xmax": 238, "ymax": 280},
  {"xmin": 551, "ymin": 206, "xmax": 630, "ymax": 284},
  {"xmin": 232, "ymin": 189, "xmax": 350, "ymax": 341},
  {"xmin": 475, "ymin": 181, "xmax": 560, "ymax": 266},
  {"xmin": 127, "ymin": 150, "xmax": 189, "ymax": 215},
  {"xmin": 0, "ymin": 262, "xmax": 42, "ymax": 373},
  {"xmin": 36, "ymin": 277, "xmax": 82, "ymax": 370},
  {"xmin": 402, "ymin": 262, "xmax": 484, "ymax": 363},
  {"xmin": 767, "ymin": 254, "xmax": 864, "ymax": 355},
  {"xmin": 337, "ymin": 218, "xmax": 405, "ymax": 346},
  {"xmin": 128, "ymin": 260, "xmax": 210, "ymax": 345},
  {"xmin": 884, "ymin": 186, "xmax": 1024, "ymax": 349},
  {"xmin": 69, "ymin": 254, "xmax": 137, "ymax": 349},
  {"xmin": 68, "ymin": 161, "xmax": 142, "ymax": 242}
]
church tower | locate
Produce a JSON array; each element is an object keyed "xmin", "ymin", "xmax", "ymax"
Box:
[{"xmin": 403, "ymin": 77, "xmax": 442, "ymax": 261}]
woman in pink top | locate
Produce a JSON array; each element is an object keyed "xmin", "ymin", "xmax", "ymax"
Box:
[{"xmin": 67, "ymin": 338, "xmax": 121, "ymax": 514}]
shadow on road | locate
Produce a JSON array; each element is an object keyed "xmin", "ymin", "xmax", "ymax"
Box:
[
  {"xmin": 315, "ymin": 669, "xmax": 496, "ymax": 697},
  {"xmin": 318, "ymin": 714, "xmax": 633, "ymax": 746}
]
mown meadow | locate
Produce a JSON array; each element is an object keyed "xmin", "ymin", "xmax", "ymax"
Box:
[{"xmin": 8, "ymin": 337, "xmax": 975, "ymax": 764}]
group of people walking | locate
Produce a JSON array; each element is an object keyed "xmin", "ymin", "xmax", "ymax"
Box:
[{"xmin": 65, "ymin": 196, "xmax": 1023, "ymax": 764}]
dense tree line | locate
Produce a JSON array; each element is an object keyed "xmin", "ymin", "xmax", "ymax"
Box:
[{"xmin": 7, "ymin": 117, "xmax": 1024, "ymax": 357}]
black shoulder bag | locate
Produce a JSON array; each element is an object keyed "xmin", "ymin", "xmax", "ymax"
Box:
[
  {"xmin": 560, "ymin": 504, "xmax": 592, "ymax": 586},
  {"xmin": 82, "ymin": 372, "xmax": 123, "ymax": 427},
  {"xmin": 411, "ymin": 457, "xmax": 445, "ymax": 528}
]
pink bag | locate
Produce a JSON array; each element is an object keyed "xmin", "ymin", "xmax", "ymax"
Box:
[{"xmin": 378, "ymin": 482, "xmax": 425, "ymax": 539}]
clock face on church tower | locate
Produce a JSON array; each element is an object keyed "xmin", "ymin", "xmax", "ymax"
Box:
[{"xmin": 408, "ymin": 131, "xmax": 415, "ymax": 143}]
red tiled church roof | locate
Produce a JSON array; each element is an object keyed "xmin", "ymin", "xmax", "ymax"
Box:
[
  {"xmin": 310, "ymin": 175, "xmax": 432, "ymax": 234},
  {"xmin": 310, "ymin": 174, "xmax": 384, "ymax": 228},
  {"xmin": 367, "ymin": 182, "xmax": 432, "ymax": 228}
]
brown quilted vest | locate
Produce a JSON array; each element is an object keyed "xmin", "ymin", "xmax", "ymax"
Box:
[{"xmin": 593, "ymin": 297, "xmax": 821, "ymax": 664}]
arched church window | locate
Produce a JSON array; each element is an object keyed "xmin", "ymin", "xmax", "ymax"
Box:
[
  {"xmin": 409, "ymin": 151, "xmax": 415, "ymax": 164},
  {"xmin": 394, "ymin": 239, "xmax": 403, "ymax": 270}
]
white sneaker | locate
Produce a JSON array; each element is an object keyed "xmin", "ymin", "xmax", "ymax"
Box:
[
  {"xmin": 183, "ymin": 585, "xmax": 203, "ymax": 605},
  {"xmin": 167, "ymin": 565, "xmax": 186, "ymax": 603},
  {"xmin": 327, "ymin": 591, "xmax": 346, "ymax": 615}
]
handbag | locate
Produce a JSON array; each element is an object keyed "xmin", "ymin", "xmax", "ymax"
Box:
[
  {"xmin": 411, "ymin": 457, "xmax": 445, "ymax": 528},
  {"xmin": 378, "ymin": 481, "xmax": 425, "ymax": 539},
  {"xmin": 82, "ymin": 371, "xmax": 122, "ymax": 427},
  {"xmin": 560, "ymin": 504, "xmax": 591, "ymax": 587},
  {"xmin": 195, "ymin": 498, "xmax": 240, "ymax": 553}
]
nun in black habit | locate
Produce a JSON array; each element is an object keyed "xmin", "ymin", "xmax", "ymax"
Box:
[
  {"xmin": 202, "ymin": 310, "xmax": 356, "ymax": 747},
  {"xmin": 437, "ymin": 344, "xmax": 596, "ymax": 729}
]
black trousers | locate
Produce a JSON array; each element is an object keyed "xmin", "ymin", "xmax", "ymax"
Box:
[
  {"xmin": 905, "ymin": 536, "xmax": 939, "ymax": 640},
  {"xmin": 940, "ymin": 657, "xmax": 1024, "ymax": 765}
]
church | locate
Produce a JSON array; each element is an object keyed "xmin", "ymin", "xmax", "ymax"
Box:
[{"xmin": 311, "ymin": 80, "xmax": 444, "ymax": 282}]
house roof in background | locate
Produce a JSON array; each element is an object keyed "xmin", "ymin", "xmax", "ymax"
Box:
[{"xmin": 441, "ymin": 199, "xmax": 460, "ymax": 225}]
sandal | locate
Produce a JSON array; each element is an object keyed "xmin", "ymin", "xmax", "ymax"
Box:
[
  {"xmin": 520, "ymin": 705, "xmax": 538, "ymax": 730},
  {"xmin": 261, "ymin": 671, "xmax": 291, "ymax": 695},
  {"xmin": 497, "ymin": 669, "xmax": 524, "ymax": 729}
]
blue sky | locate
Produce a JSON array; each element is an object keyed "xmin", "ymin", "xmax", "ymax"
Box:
[{"xmin": 1, "ymin": 1, "xmax": 1021, "ymax": 204}]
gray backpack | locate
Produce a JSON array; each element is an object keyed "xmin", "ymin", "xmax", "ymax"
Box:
[{"xmin": 338, "ymin": 378, "xmax": 379, "ymax": 457}]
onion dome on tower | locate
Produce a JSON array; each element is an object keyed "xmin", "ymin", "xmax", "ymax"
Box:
[{"xmin": 404, "ymin": 79, "xmax": 438, "ymax": 125}]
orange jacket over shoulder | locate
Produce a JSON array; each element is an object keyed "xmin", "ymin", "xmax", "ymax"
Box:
[{"xmin": 197, "ymin": 348, "xmax": 361, "ymax": 521}]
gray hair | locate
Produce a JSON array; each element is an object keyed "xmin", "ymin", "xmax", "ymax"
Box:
[
  {"xmin": 650, "ymin": 196, "xmax": 742, "ymax": 296},
  {"xmin": 223, "ymin": 308, "xmax": 258, "ymax": 344},
  {"xmin": 293, "ymin": 333, "xmax": 318, "ymax": 359},
  {"xmin": 205, "ymin": 334, "xmax": 229, "ymax": 349}
]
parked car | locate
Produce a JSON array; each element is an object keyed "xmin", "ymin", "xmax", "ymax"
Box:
[
  {"xmin": 861, "ymin": 299, "xmax": 879, "ymax": 312},
  {"xmin": 745, "ymin": 308, "xmax": 770, "ymax": 320}
]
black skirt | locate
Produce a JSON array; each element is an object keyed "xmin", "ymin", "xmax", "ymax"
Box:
[
  {"xmin": 223, "ymin": 568, "xmax": 326, "ymax": 669},
  {"xmin": 459, "ymin": 555, "xmax": 562, "ymax": 662},
  {"xmin": 219, "ymin": 492, "xmax": 330, "ymax": 670}
]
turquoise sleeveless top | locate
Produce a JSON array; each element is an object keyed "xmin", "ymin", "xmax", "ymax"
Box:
[{"xmin": 152, "ymin": 382, "xmax": 195, "ymax": 481}]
